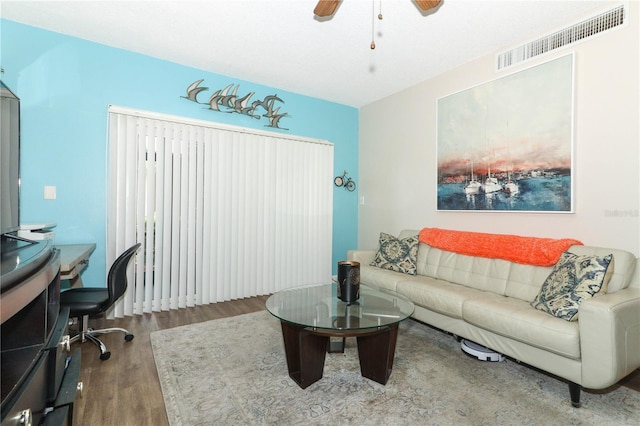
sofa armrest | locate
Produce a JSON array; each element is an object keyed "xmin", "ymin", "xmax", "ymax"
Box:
[
  {"xmin": 347, "ymin": 249, "xmax": 376, "ymax": 265},
  {"xmin": 578, "ymin": 287, "xmax": 640, "ymax": 389}
]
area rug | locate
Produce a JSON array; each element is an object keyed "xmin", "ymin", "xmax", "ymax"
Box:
[{"xmin": 150, "ymin": 311, "xmax": 640, "ymax": 425}]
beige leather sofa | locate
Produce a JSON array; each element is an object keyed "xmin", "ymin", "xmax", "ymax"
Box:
[{"xmin": 348, "ymin": 230, "xmax": 640, "ymax": 407}]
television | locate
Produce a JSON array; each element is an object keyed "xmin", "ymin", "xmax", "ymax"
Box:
[{"xmin": 1, "ymin": 81, "xmax": 20, "ymax": 236}]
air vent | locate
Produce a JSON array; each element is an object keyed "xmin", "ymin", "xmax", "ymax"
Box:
[{"xmin": 497, "ymin": 4, "xmax": 626, "ymax": 70}]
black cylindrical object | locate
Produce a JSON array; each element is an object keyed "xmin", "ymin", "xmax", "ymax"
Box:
[{"xmin": 337, "ymin": 261, "xmax": 360, "ymax": 304}]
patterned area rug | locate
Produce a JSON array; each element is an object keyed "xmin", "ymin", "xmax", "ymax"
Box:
[{"xmin": 150, "ymin": 311, "xmax": 640, "ymax": 425}]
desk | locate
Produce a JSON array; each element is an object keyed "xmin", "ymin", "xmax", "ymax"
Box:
[{"xmin": 55, "ymin": 244, "xmax": 96, "ymax": 288}]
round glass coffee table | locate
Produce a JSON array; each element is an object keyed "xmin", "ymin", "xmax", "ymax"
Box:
[{"xmin": 266, "ymin": 283, "xmax": 414, "ymax": 389}]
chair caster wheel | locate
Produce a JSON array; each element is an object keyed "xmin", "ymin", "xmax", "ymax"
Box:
[
  {"xmin": 100, "ymin": 351, "xmax": 111, "ymax": 361},
  {"xmin": 125, "ymin": 334, "xmax": 134, "ymax": 342}
]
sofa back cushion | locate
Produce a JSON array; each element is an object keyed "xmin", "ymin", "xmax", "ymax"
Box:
[
  {"xmin": 632, "ymin": 259, "xmax": 640, "ymax": 289},
  {"xmin": 504, "ymin": 262, "xmax": 554, "ymax": 301},
  {"xmin": 416, "ymin": 243, "xmax": 512, "ymax": 296},
  {"xmin": 399, "ymin": 229, "xmax": 420, "ymax": 240},
  {"xmin": 563, "ymin": 245, "xmax": 637, "ymax": 293},
  {"xmin": 402, "ymin": 227, "xmax": 638, "ymax": 300}
]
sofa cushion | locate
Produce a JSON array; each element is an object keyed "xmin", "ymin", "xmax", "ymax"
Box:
[
  {"xmin": 565, "ymin": 245, "xmax": 637, "ymax": 293},
  {"xmin": 370, "ymin": 232, "xmax": 419, "ymax": 275},
  {"xmin": 530, "ymin": 252, "xmax": 613, "ymax": 321},
  {"xmin": 402, "ymin": 228, "xmax": 638, "ymax": 294},
  {"xmin": 396, "ymin": 277, "xmax": 490, "ymax": 320},
  {"xmin": 416, "ymin": 244, "xmax": 511, "ymax": 296},
  {"xmin": 359, "ymin": 265, "xmax": 407, "ymax": 292},
  {"xmin": 463, "ymin": 294, "xmax": 581, "ymax": 359},
  {"xmin": 504, "ymin": 262, "xmax": 555, "ymax": 302}
]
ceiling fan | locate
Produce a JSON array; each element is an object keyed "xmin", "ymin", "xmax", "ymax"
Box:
[{"xmin": 314, "ymin": 0, "xmax": 442, "ymax": 17}]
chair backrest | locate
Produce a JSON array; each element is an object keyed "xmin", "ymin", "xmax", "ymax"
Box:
[{"xmin": 106, "ymin": 243, "xmax": 141, "ymax": 307}]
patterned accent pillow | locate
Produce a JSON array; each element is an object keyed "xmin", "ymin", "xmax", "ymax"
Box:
[
  {"xmin": 530, "ymin": 251, "xmax": 613, "ymax": 321},
  {"xmin": 370, "ymin": 233, "xmax": 419, "ymax": 275}
]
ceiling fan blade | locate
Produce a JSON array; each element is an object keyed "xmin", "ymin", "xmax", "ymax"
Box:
[
  {"xmin": 415, "ymin": 0, "xmax": 442, "ymax": 11},
  {"xmin": 314, "ymin": 0, "xmax": 340, "ymax": 17}
]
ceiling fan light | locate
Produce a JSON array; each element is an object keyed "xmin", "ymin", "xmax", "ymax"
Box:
[{"xmin": 415, "ymin": 0, "xmax": 442, "ymax": 11}]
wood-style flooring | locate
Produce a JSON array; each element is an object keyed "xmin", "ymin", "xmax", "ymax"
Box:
[
  {"xmin": 71, "ymin": 296, "xmax": 639, "ymax": 425},
  {"xmin": 71, "ymin": 296, "xmax": 269, "ymax": 425}
]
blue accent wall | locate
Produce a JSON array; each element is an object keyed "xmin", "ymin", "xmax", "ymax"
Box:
[{"xmin": 1, "ymin": 20, "xmax": 358, "ymax": 286}]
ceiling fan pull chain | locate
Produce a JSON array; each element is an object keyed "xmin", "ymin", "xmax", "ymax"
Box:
[{"xmin": 370, "ymin": 0, "xmax": 376, "ymax": 49}]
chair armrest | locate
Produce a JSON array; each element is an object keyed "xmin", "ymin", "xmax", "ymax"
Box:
[
  {"xmin": 347, "ymin": 249, "xmax": 376, "ymax": 265},
  {"xmin": 578, "ymin": 287, "xmax": 640, "ymax": 389}
]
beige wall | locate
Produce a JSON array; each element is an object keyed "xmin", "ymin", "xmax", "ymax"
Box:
[{"xmin": 358, "ymin": 2, "xmax": 639, "ymax": 256}]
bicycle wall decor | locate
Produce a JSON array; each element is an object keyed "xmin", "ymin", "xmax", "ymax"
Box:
[{"xmin": 334, "ymin": 171, "xmax": 356, "ymax": 191}]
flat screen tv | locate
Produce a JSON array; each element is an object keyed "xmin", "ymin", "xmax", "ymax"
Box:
[{"xmin": 0, "ymin": 81, "xmax": 20, "ymax": 236}]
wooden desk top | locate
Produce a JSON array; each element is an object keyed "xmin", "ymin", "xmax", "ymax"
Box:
[{"xmin": 55, "ymin": 244, "xmax": 96, "ymax": 273}]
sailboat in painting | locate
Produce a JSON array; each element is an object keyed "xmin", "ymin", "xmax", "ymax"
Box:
[
  {"xmin": 464, "ymin": 160, "xmax": 481, "ymax": 194},
  {"xmin": 503, "ymin": 122, "xmax": 519, "ymax": 195},
  {"xmin": 481, "ymin": 163, "xmax": 502, "ymax": 194},
  {"xmin": 480, "ymin": 109, "xmax": 501, "ymax": 194},
  {"xmin": 503, "ymin": 168, "xmax": 519, "ymax": 195}
]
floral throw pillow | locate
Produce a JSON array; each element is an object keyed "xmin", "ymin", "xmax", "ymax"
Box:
[
  {"xmin": 370, "ymin": 232, "xmax": 419, "ymax": 275},
  {"xmin": 530, "ymin": 251, "xmax": 613, "ymax": 321}
]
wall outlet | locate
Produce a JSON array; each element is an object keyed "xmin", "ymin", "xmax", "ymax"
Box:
[{"xmin": 44, "ymin": 185, "xmax": 57, "ymax": 200}]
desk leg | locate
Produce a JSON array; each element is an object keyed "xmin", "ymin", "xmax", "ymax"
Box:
[
  {"xmin": 280, "ymin": 322, "xmax": 327, "ymax": 389},
  {"xmin": 68, "ymin": 276, "xmax": 84, "ymax": 288}
]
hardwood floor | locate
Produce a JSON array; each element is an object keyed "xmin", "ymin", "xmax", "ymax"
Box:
[
  {"xmin": 71, "ymin": 296, "xmax": 269, "ymax": 426},
  {"xmin": 71, "ymin": 296, "xmax": 640, "ymax": 425}
]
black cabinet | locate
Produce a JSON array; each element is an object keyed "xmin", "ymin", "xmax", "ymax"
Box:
[{"xmin": 1, "ymin": 240, "xmax": 81, "ymax": 425}]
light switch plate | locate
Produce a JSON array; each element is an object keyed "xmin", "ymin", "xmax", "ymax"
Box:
[{"xmin": 44, "ymin": 185, "xmax": 57, "ymax": 200}]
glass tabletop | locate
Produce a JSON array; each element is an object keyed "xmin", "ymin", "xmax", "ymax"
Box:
[{"xmin": 265, "ymin": 283, "xmax": 415, "ymax": 331}]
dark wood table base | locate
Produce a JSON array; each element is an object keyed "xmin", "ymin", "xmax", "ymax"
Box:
[{"xmin": 279, "ymin": 321, "xmax": 399, "ymax": 389}]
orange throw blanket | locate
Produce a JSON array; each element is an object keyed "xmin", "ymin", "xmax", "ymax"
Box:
[{"xmin": 418, "ymin": 228, "xmax": 583, "ymax": 266}]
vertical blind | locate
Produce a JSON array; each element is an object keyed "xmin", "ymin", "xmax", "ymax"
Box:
[{"xmin": 107, "ymin": 106, "xmax": 333, "ymax": 316}]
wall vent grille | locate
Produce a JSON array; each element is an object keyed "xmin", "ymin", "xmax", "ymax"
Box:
[{"xmin": 496, "ymin": 4, "xmax": 626, "ymax": 71}]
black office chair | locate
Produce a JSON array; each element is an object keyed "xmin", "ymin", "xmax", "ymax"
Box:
[{"xmin": 61, "ymin": 243, "xmax": 141, "ymax": 360}]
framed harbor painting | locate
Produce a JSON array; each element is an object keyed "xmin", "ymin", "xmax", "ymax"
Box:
[{"xmin": 436, "ymin": 54, "xmax": 574, "ymax": 212}]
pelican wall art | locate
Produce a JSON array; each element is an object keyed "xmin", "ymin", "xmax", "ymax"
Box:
[{"xmin": 182, "ymin": 79, "xmax": 290, "ymax": 130}]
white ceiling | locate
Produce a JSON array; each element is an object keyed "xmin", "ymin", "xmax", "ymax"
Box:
[{"xmin": 1, "ymin": 0, "xmax": 616, "ymax": 107}]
